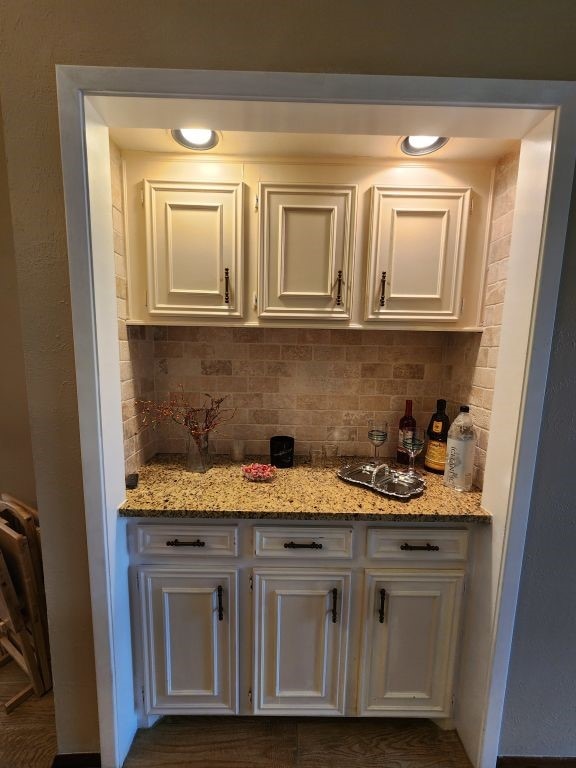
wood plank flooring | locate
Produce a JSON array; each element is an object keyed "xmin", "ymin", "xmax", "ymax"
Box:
[
  {"xmin": 0, "ymin": 659, "xmax": 57, "ymax": 768},
  {"xmin": 124, "ymin": 716, "xmax": 474, "ymax": 768}
]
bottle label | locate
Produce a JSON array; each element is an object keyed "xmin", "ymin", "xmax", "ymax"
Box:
[
  {"xmin": 444, "ymin": 438, "xmax": 475, "ymax": 491},
  {"xmin": 432, "ymin": 420, "xmax": 443, "ymax": 434},
  {"xmin": 425, "ymin": 439, "xmax": 447, "ymax": 470}
]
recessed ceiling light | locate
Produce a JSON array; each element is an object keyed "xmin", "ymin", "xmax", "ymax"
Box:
[
  {"xmin": 400, "ymin": 135, "xmax": 449, "ymax": 156},
  {"xmin": 171, "ymin": 128, "xmax": 220, "ymax": 150}
]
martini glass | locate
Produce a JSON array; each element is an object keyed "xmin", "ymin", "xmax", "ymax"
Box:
[{"xmin": 403, "ymin": 427, "xmax": 425, "ymax": 478}]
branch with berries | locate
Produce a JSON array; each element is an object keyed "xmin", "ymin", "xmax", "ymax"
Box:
[{"xmin": 137, "ymin": 389, "xmax": 235, "ymax": 438}]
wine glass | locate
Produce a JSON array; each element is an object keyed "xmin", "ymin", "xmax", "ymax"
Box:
[
  {"xmin": 367, "ymin": 422, "xmax": 388, "ymax": 469},
  {"xmin": 403, "ymin": 427, "xmax": 425, "ymax": 478}
]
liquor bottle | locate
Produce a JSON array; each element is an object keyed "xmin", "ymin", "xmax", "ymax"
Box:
[
  {"xmin": 396, "ymin": 399, "xmax": 416, "ymax": 465},
  {"xmin": 444, "ymin": 406, "xmax": 475, "ymax": 491},
  {"xmin": 424, "ymin": 398, "xmax": 450, "ymax": 474}
]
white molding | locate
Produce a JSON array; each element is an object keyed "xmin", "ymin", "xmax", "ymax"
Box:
[{"xmin": 55, "ymin": 66, "xmax": 576, "ymax": 768}]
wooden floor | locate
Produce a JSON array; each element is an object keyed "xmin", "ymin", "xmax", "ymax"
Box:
[
  {"xmin": 124, "ymin": 715, "xmax": 473, "ymax": 768},
  {"xmin": 0, "ymin": 661, "xmax": 473, "ymax": 768},
  {"xmin": 0, "ymin": 659, "xmax": 57, "ymax": 768}
]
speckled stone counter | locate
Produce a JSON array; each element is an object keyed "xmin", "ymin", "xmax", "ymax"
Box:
[{"xmin": 120, "ymin": 455, "xmax": 491, "ymax": 523}]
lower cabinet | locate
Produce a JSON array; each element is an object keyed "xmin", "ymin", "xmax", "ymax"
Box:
[
  {"xmin": 137, "ymin": 566, "xmax": 238, "ymax": 715},
  {"xmin": 359, "ymin": 570, "xmax": 464, "ymax": 717},
  {"xmin": 252, "ymin": 569, "xmax": 351, "ymax": 715},
  {"xmin": 131, "ymin": 524, "xmax": 468, "ymax": 722}
]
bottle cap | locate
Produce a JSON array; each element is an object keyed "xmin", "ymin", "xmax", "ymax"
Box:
[{"xmin": 460, "ymin": 405, "xmax": 470, "ymax": 413}]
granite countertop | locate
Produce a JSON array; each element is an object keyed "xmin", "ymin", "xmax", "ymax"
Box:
[{"xmin": 120, "ymin": 455, "xmax": 491, "ymax": 523}]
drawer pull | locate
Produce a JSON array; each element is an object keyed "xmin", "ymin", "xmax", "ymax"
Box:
[
  {"xmin": 283, "ymin": 541, "xmax": 323, "ymax": 550},
  {"xmin": 166, "ymin": 538, "xmax": 206, "ymax": 548},
  {"xmin": 331, "ymin": 588, "xmax": 338, "ymax": 623},
  {"xmin": 378, "ymin": 588, "xmax": 386, "ymax": 623},
  {"xmin": 217, "ymin": 585, "xmax": 224, "ymax": 621},
  {"xmin": 400, "ymin": 542, "xmax": 440, "ymax": 552}
]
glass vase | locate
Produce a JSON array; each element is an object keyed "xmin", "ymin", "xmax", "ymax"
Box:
[{"xmin": 186, "ymin": 432, "xmax": 211, "ymax": 473}]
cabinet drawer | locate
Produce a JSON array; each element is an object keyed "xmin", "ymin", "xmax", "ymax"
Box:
[
  {"xmin": 367, "ymin": 529, "xmax": 468, "ymax": 562},
  {"xmin": 254, "ymin": 526, "xmax": 353, "ymax": 559},
  {"xmin": 135, "ymin": 524, "xmax": 238, "ymax": 557}
]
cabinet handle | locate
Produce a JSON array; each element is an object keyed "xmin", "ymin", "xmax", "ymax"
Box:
[
  {"xmin": 331, "ymin": 587, "xmax": 338, "ymax": 623},
  {"xmin": 217, "ymin": 585, "xmax": 224, "ymax": 621},
  {"xmin": 400, "ymin": 542, "xmax": 440, "ymax": 552},
  {"xmin": 224, "ymin": 267, "xmax": 230, "ymax": 305},
  {"xmin": 283, "ymin": 541, "xmax": 323, "ymax": 550},
  {"xmin": 335, "ymin": 270, "xmax": 343, "ymax": 306},
  {"xmin": 378, "ymin": 588, "xmax": 386, "ymax": 623},
  {"xmin": 165, "ymin": 538, "xmax": 206, "ymax": 548},
  {"xmin": 379, "ymin": 271, "xmax": 387, "ymax": 307}
]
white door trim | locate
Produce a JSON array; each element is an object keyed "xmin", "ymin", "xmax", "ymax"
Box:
[{"xmin": 56, "ymin": 66, "xmax": 576, "ymax": 768}]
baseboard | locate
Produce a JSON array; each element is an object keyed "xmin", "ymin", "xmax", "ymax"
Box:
[
  {"xmin": 51, "ymin": 754, "xmax": 101, "ymax": 768},
  {"xmin": 498, "ymin": 758, "xmax": 576, "ymax": 767}
]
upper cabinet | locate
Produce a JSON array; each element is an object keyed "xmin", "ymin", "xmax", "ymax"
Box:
[
  {"xmin": 144, "ymin": 180, "xmax": 244, "ymax": 319},
  {"xmin": 258, "ymin": 183, "xmax": 356, "ymax": 321},
  {"xmin": 122, "ymin": 152, "xmax": 492, "ymax": 330},
  {"xmin": 365, "ymin": 186, "xmax": 471, "ymax": 323}
]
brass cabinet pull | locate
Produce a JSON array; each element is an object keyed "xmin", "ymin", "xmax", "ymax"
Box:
[
  {"xmin": 331, "ymin": 587, "xmax": 338, "ymax": 623},
  {"xmin": 379, "ymin": 271, "xmax": 387, "ymax": 307},
  {"xmin": 336, "ymin": 270, "xmax": 343, "ymax": 306},
  {"xmin": 400, "ymin": 542, "xmax": 440, "ymax": 552},
  {"xmin": 224, "ymin": 267, "xmax": 230, "ymax": 304},
  {"xmin": 165, "ymin": 538, "xmax": 206, "ymax": 547},
  {"xmin": 378, "ymin": 588, "xmax": 386, "ymax": 623},
  {"xmin": 217, "ymin": 585, "xmax": 224, "ymax": 621}
]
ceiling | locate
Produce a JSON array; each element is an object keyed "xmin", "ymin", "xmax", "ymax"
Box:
[{"xmin": 109, "ymin": 127, "xmax": 518, "ymax": 161}]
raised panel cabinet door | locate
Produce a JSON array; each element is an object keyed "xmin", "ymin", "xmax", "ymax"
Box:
[
  {"xmin": 365, "ymin": 186, "xmax": 471, "ymax": 322},
  {"xmin": 144, "ymin": 180, "xmax": 244, "ymax": 318},
  {"xmin": 258, "ymin": 183, "xmax": 357, "ymax": 320},
  {"xmin": 253, "ymin": 569, "xmax": 351, "ymax": 715},
  {"xmin": 359, "ymin": 570, "xmax": 464, "ymax": 717},
  {"xmin": 138, "ymin": 567, "xmax": 238, "ymax": 714}
]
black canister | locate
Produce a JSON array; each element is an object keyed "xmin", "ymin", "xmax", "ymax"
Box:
[{"xmin": 270, "ymin": 435, "xmax": 294, "ymax": 468}]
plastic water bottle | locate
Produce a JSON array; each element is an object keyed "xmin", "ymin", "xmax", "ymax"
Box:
[{"xmin": 443, "ymin": 406, "xmax": 475, "ymax": 491}]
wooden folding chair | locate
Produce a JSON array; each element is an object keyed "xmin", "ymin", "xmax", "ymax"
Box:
[
  {"xmin": 0, "ymin": 550, "xmax": 44, "ymax": 712},
  {"xmin": 0, "ymin": 522, "xmax": 51, "ymax": 694},
  {"xmin": 0, "ymin": 496, "xmax": 51, "ymax": 690}
]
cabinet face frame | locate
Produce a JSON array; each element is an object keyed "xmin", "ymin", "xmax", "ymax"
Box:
[
  {"xmin": 258, "ymin": 182, "xmax": 357, "ymax": 320},
  {"xmin": 358, "ymin": 568, "xmax": 464, "ymax": 718},
  {"xmin": 137, "ymin": 566, "xmax": 239, "ymax": 715},
  {"xmin": 364, "ymin": 186, "xmax": 471, "ymax": 322},
  {"xmin": 144, "ymin": 179, "xmax": 244, "ymax": 318},
  {"xmin": 252, "ymin": 567, "xmax": 351, "ymax": 715}
]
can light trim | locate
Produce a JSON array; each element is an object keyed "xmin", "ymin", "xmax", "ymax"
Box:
[
  {"xmin": 171, "ymin": 128, "xmax": 220, "ymax": 150},
  {"xmin": 400, "ymin": 135, "xmax": 449, "ymax": 156}
]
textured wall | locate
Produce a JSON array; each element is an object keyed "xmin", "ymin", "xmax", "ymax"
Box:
[
  {"xmin": 110, "ymin": 141, "xmax": 156, "ymax": 475},
  {"xmin": 445, "ymin": 152, "xmax": 519, "ymax": 488},
  {"xmin": 1, "ymin": 0, "xmax": 576, "ymax": 758}
]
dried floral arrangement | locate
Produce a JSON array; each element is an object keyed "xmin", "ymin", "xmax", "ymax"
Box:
[{"xmin": 137, "ymin": 389, "xmax": 235, "ymax": 471}]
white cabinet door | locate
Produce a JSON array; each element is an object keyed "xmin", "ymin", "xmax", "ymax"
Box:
[
  {"xmin": 144, "ymin": 180, "xmax": 244, "ymax": 318},
  {"xmin": 138, "ymin": 566, "xmax": 238, "ymax": 714},
  {"xmin": 258, "ymin": 183, "xmax": 357, "ymax": 320},
  {"xmin": 359, "ymin": 569, "xmax": 463, "ymax": 717},
  {"xmin": 365, "ymin": 186, "xmax": 471, "ymax": 322},
  {"xmin": 253, "ymin": 569, "xmax": 351, "ymax": 715}
]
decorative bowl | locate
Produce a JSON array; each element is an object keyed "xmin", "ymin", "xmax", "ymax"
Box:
[{"xmin": 241, "ymin": 463, "xmax": 276, "ymax": 482}]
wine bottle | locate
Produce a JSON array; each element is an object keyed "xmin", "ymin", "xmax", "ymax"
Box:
[
  {"xmin": 396, "ymin": 399, "xmax": 416, "ymax": 465},
  {"xmin": 424, "ymin": 398, "xmax": 450, "ymax": 474}
]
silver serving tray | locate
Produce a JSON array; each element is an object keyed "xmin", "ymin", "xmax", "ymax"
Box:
[{"xmin": 337, "ymin": 462, "xmax": 426, "ymax": 500}]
